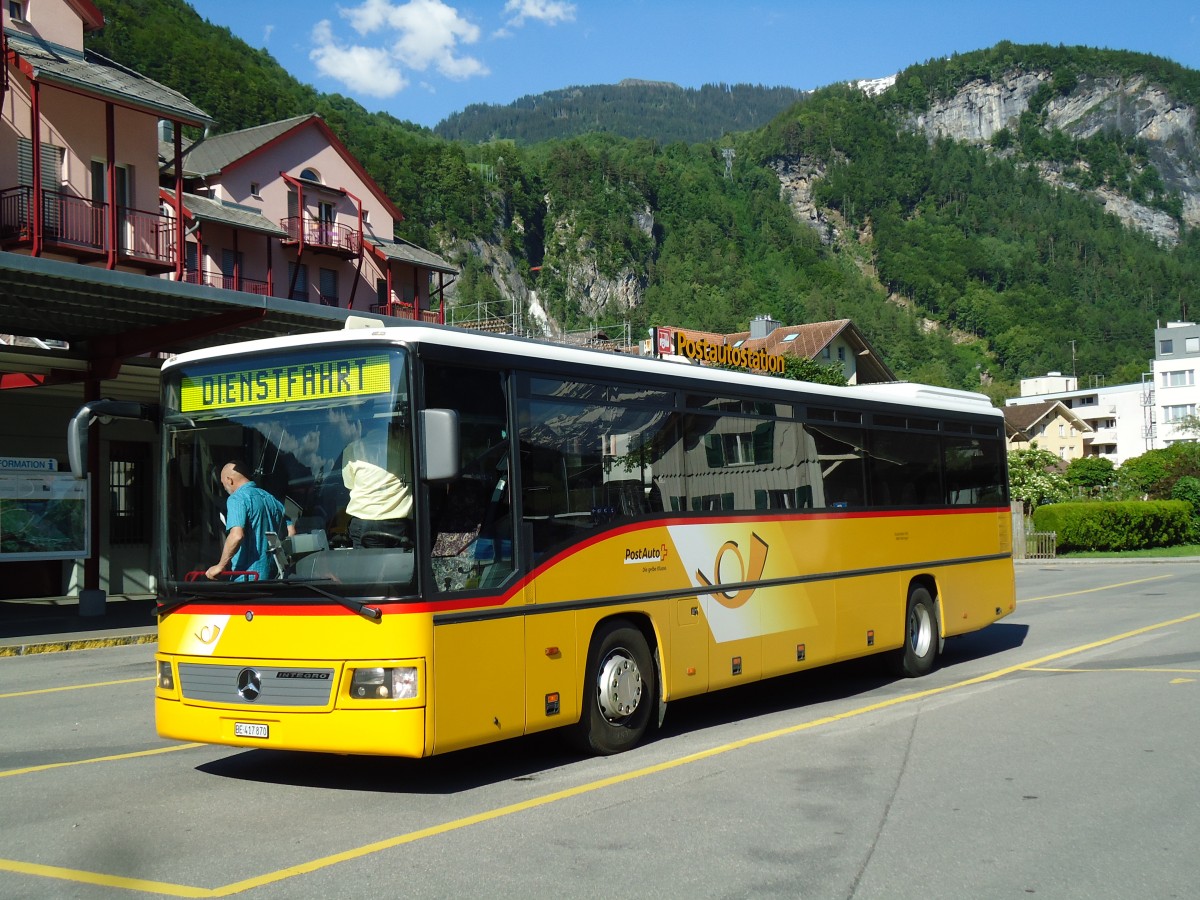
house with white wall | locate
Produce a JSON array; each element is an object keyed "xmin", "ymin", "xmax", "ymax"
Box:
[{"xmin": 1006, "ymin": 376, "xmax": 1150, "ymax": 465}]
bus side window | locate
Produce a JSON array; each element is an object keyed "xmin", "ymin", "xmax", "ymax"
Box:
[{"xmin": 808, "ymin": 425, "xmax": 867, "ymax": 508}]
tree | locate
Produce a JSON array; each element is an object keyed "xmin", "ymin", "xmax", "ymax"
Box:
[
  {"xmin": 1008, "ymin": 445, "xmax": 1070, "ymax": 512},
  {"xmin": 1065, "ymin": 456, "xmax": 1116, "ymax": 495},
  {"xmin": 1117, "ymin": 443, "xmax": 1200, "ymax": 499},
  {"xmin": 1174, "ymin": 414, "xmax": 1200, "ymax": 438},
  {"xmin": 777, "ymin": 355, "xmax": 848, "ymax": 386}
]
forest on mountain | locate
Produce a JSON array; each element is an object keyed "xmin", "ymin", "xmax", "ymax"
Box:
[
  {"xmin": 84, "ymin": 1, "xmax": 1200, "ymax": 402},
  {"xmin": 434, "ymin": 82, "xmax": 808, "ymax": 145}
]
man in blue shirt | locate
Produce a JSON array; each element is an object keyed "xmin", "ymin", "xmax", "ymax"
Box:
[{"xmin": 206, "ymin": 460, "xmax": 294, "ymax": 581}]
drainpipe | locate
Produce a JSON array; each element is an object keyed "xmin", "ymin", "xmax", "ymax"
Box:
[
  {"xmin": 173, "ymin": 123, "xmax": 185, "ymax": 280},
  {"xmin": 106, "ymin": 103, "xmax": 117, "ymax": 269},
  {"xmin": 30, "ymin": 79, "xmax": 42, "ymax": 256},
  {"xmin": 281, "ymin": 172, "xmax": 305, "ymax": 300},
  {"xmin": 343, "ymin": 188, "xmax": 365, "ymax": 309}
]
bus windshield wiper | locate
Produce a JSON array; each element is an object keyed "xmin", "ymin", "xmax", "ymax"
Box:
[
  {"xmin": 156, "ymin": 589, "xmax": 274, "ymax": 616},
  {"xmin": 287, "ymin": 578, "xmax": 383, "ymax": 621}
]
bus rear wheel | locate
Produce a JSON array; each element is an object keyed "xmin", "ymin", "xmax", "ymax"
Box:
[
  {"xmin": 573, "ymin": 620, "xmax": 655, "ymax": 755},
  {"xmin": 891, "ymin": 585, "xmax": 939, "ymax": 678}
]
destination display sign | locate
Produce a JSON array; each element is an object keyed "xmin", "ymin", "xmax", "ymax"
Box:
[{"xmin": 179, "ymin": 355, "xmax": 392, "ymax": 412}]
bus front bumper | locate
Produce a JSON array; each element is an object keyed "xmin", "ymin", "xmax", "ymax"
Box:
[{"xmin": 156, "ymin": 699, "xmax": 428, "ymax": 758}]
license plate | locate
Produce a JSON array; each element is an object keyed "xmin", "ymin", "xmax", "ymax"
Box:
[{"xmin": 234, "ymin": 722, "xmax": 269, "ymax": 739}]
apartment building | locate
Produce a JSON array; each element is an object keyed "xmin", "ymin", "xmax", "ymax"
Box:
[
  {"xmin": 1151, "ymin": 321, "xmax": 1200, "ymax": 447},
  {"xmin": 1006, "ymin": 376, "xmax": 1149, "ymax": 465},
  {"xmin": 1007, "ymin": 322, "xmax": 1200, "ymax": 466}
]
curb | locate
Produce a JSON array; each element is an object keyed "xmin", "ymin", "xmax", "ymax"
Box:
[
  {"xmin": 1015, "ymin": 556, "xmax": 1200, "ymax": 565},
  {"xmin": 0, "ymin": 632, "xmax": 157, "ymax": 657}
]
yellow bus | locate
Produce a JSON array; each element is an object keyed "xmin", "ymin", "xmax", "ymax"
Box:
[{"xmin": 70, "ymin": 320, "xmax": 1015, "ymax": 756}]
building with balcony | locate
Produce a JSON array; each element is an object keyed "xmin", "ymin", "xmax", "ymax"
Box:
[
  {"xmin": 1, "ymin": 0, "xmax": 209, "ymax": 274},
  {"xmin": 163, "ymin": 114, "xmax": 456, "ymax": 317},
  {"xmin": 1006, "ymin": 376, "xmax": 1150, "ymax": 465},
  {"xmin": 1008, "ymin": 322, "xmax": 1200, "ymax": 466},
  {"xmin": 1152, "ymin": 321, "xmax": 1200, "ymax": 448},
  {"xmin": 1002, "ymin": 399, "xmax": 1093, "ymax": 461},
  {"xmin": 1, "ymin": 0, "xmax": 457, "ymax": 604}
]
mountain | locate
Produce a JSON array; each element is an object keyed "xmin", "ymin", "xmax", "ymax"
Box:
[
  {"xmin": 434, "ymin": 81, "xmax": 809, "ymax": 145},
  {"xmin": 81, "ymin": 3, "xmax": 1200, "ymax": 401}
]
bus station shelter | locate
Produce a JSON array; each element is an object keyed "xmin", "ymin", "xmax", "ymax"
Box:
[{"xmin": 0, "ymin": 252, "xmax": 385, "ymax": 603}]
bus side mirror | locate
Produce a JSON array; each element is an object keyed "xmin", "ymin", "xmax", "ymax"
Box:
[
  {"xmin": 421, "ymin": 408, "xmax": 460, "ymax": 482},
  {"xmin": 67, "ymin": 399, "xmax": 159, "ymax": 478}
]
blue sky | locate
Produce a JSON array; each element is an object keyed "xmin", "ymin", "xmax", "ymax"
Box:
[{"xmin": 187, "ymin": 0, "xmax": 1200, "ymax": 129}]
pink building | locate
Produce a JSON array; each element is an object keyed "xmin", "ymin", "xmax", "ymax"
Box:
[
  {"xmin": 165, "ymin": 114, "xmax": 456, "ymax": 318},
  {"xmin": 2, "ymin": 0, "xmax": 455, "ymax": 602},
  {"xmin": 1, "ymin": 0, "xmax": 207, "ymax": 274},
  {"xmin": 3, "ymin": 1, "xmax": 455, "ymax": 314}
]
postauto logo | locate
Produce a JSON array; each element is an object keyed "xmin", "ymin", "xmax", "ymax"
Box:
[{"xmin": 624, "ymin": 543, "xmax": 669, "ymax": 565}]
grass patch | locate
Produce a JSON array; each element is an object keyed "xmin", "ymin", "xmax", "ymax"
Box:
[{"xmin": 1058, "ymin": 544, "xmax": 1200, "ymax": 559}]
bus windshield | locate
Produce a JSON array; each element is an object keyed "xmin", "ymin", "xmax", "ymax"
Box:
[{"xmin": 159, "ymin": 346, "xmax": 415, "ymax": 600}]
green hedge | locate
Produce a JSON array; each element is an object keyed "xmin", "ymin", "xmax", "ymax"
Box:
[{"xmin": 1032, "ymin": 501, "xmax": 1192, "ymax": 552}]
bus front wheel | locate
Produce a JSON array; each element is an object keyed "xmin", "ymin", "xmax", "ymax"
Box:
[
  {"xmin": 892, "ymin": 585, "xmax": 939, "ymax": 678},
  {"xmin": 573, "ymin": 620, "xmax": 656, "ymax": 755}
]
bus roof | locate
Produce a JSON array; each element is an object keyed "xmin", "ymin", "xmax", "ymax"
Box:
[{"xmin": 164, "ymin": 320, "xmax": 1002, "ymax": 419}]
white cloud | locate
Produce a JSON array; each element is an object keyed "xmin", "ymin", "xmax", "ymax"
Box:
[
  {"xmin": 310, "ymin": 19, "xmax": 408, "ymax": 97},
  {"xmin": 503, "ymin": 0, "xmax": 577, "ymax": 27},
  {"xmin": 336, "ymin": 0, "xmax": 488, "ymax": 80}
]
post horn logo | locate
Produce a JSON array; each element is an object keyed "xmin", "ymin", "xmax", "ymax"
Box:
[{"xmin": 695, "ymin": 532, "xmax": 769, "ymax": 609}]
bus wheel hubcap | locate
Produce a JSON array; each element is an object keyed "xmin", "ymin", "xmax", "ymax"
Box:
[
  {"xmin": 598, "ymin": 652, "xmax": 642, "ymax": 720},
  {"xmin": 910, "ymin": 605, "xmax": 932, "ymax": 657}
]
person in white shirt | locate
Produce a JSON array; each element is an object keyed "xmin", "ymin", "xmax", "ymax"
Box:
[{"xmin": 341, "ymin": 412, "xmax": 413, "ymax": 548}]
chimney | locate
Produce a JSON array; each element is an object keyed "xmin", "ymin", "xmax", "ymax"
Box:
[{"xmin": 750, "ymin": 315, "xmax": 782, "ymax": 339}]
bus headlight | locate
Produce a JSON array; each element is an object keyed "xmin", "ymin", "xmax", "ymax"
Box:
[
  {"xmin": 157, "ymin": 660, "xmax": 175, "ymax": 691},
  {"xmin": 349, "ymin": 666, "xmax": 418, "ymax": 700}
]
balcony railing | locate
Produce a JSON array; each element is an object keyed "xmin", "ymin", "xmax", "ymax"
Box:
[
  {"xmin": 0, "ymin": 186, "xmax": 176, "ymax": 266},
  {"xmin": 181, "ymin": 269, "xmax": 270, "ymax": 295},
  {"xmin": 0, "ymin": 186, "xmax": 32, "ymax": 241},
  {"xmin": 0, "ymin": 185, "xmax": 104, "ymax": 252},
  {"xmin": 369, "ymin": 301, "xmax": 441, "ymax": 323},
  {"xmin": 280, "ymin": 216, "xmax": 360, "ymax": 255},
  {"xmin": 119, "ymin": 205, "xmax": 175, "ymax": 267}
]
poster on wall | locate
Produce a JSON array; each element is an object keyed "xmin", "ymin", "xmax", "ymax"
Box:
[{"xmin": 0, "ymin": 470, "xmax": 89, "ymax": 562}]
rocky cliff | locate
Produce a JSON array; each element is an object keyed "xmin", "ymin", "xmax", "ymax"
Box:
[{"xmin": 908, "ymin": 72, "xmax": 1200, "ymax": 245}]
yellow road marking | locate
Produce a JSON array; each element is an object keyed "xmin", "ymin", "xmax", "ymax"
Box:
[
  {"xmin": 1170, "ymin": 678, "xmax": 1195, "ymax": 684},
  {"xmin": 3, "ymin": 608, "xmax": 1198, "ymax": 896},
  {"xmin": 0, "ymin": 743, "xmax": 204, "ymax": 779},
  {"xmin": 1028, "ymin": 666, "xmax": 1200, "ymax": 674},
  {"xmin": 0, "ymin": 676, "xmax": 154, "ymax": 700},
  {"xmin": 0, "ymin": 860, "xmax": 211, "ymax": 899},
  {"xmin": 1021, "ymin": 573, "xmax": 1174, "ymax": 604}
]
